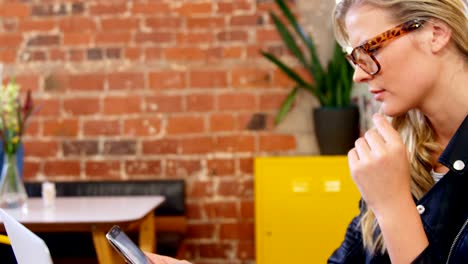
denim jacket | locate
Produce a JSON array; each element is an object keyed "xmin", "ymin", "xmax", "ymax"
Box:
[{"xmin": 328, "ymin": 115, "xmax": 468, "ymax": 264}]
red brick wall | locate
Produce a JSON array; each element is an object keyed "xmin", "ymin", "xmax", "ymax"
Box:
[{"xmin": 1, "ymin": 1, "xmax": 303, "ymax": 263}]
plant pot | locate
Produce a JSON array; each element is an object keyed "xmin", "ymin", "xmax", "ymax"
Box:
[{"xmin": 313, "ymin": 106, "xmax": 360, "ymax": 155}]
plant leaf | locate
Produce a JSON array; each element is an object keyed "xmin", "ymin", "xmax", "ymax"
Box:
[
  {"xmin": 275, "ymin": 86, "xmax": 299, "ymax": 125},
  {"xmin": 269, "ymin": 12, "xmax": 309, "ymax": 69}
]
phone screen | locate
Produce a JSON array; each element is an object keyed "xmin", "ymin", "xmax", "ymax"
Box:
[{"xmin": 106, "ymin": 225, "xmax": 149, "ymax": 264}]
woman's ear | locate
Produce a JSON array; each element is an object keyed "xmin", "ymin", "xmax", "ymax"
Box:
[{"xmin": 427, "ymin": 19, "xmax": 452, "ymax": 53}]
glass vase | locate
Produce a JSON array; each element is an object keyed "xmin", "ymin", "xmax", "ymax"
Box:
[{"xmin": 0, "ymin": 153, "xmax": 27, "ymax": 208}]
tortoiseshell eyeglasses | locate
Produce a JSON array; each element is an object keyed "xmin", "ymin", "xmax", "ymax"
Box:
[{"xmin": 346, "ymin": 19, "xmax": 425, "ymax": 76}]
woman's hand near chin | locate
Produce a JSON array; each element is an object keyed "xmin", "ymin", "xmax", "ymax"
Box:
[{"xmin": 145, "ymin": 252, "xmax": 191, "ymax": 264}]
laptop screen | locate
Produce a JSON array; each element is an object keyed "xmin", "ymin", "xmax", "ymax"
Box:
[{"xmin": 0, "ymin": 209, "xmax": 53, "ymax": 264}]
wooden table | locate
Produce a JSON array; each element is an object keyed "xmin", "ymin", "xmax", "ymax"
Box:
[{"xmin": 0, "ymin": 196, "xmax": 165, "ymax": 264}]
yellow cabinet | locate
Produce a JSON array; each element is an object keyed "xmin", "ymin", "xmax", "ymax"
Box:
[{"xmin": 255, "ymin": 156, "xmax": 361, "ymax": 263}]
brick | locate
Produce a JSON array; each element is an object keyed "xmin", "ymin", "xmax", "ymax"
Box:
[
  {"xmin": 176, "ymin": 32, "xmax": 214, "ymax": 44},
  {"xmin": 186, "ymin": 202, "xmax": 203, "ymax": 220},
  {"xmin": 179, "ymin": 137, "xmax": 214, "ymax": 154},
  {"xmin": 0, "ymin": 50, "xmax": 16, "ymax": 63},
  {"xmin": 246, "ymin": 44, "xmax": 264, "ymax": 58},
  {"xmin": 144, "ymin": 47, "xmax": 162, "ymax": 60},
  {"xmin": 33, "ymin": 98, "xmax": 58, "ymax": 117},
  {"xmin": 131, "ymin": 3, "xmax": 170, "ymax": 14},
  {"xmin": 49, "ymin": 49, "xmax": 66, "ymax": 61},
  {"xmin": 189, "ymin": 71, "xmax": 227, "ymax": 88},
  {"xmin": 217, "ymin": 0, "xmax": 252, "ymax": 14},
  {"xmin": 23, "ymin": 161, "xmax": 40, "ymax": 179},
  {"xmin": 145, "ymin": 95, "xmax": 183, "ymax": 113},
  {"xmin": 106, "ymin": 48, "xmax": 121, "ymax": 59},
  {"xmin": 0, "ymin": 3, "xmax": 30, "ymax": 18},
  {"xmin": 89, "ymin": 3, "xmax": 126, "ymax": 15},
  {"xmin": 215, "ymin": 135, "xmax": 255, "ymax": 153},
  {"xmin": 68, "ymin": 74, "xmax": 105, "ymax": 91},
  {"xmin": 27, "ymin": 35, "xmax": 60, "ymax": 46},
  {"xmin": 239, "ymin": 158, "xmax": 253, "ymax": 174},
  {"xmin": 230, "ymin": 15, "xmax": 263, "ymax": 26},
  {"xmin": 187, "ymin": 223, "xmax": 215, "ymax": 239},
  {"xmin": 44, "ymin": 160, "xmax": 81, "ymax": 176},
  {"xmin": 125, "ymin": 47, "xmax": 142, "ymax": 61},
  {"xmin": 203, "ymin": 201, "xmax": 238, "ymax": 219},
  {"xmin": 207, "ymin": 159, "xmax": 235, "ymax": 176},
  {"xmin": 217, "ymin": 93, "xmax": 257, "ymax": 111},
  {"xmin": 240, "ymin": 200, "xmax": 254, "ymax": 218},
  {"xmin": 62, "ymin": 140, "xmax": 99, "ymax": 156},
  {"xmin": 2, "ymin": 19, "xmax": 17, "ymax": 32},
  {"xmin": 145, "ymin": 17, "xmax": 182, "ymax": 29},
  {"xmin": 176, "ymin": 2, "xmax": 212, "ymax": 16},
  {"xmin": 87, "ymin": 48, "xmax": 103, "ymax": 60},
  {"xmin": 217, "ymin": 30, "xmax": 248, "ymax": 42},
  {"xmin": 29, "ymin": 51, "xmax": 47, "ymax": 61},
  {"xmin": 31, "ymin": 4, "xmax": 66, "ymax": 17},
  {"xmin": 238, "ymin": 241, "xmax": 255, "ymax": 259},
  {"xmin": 123, "ymin": 117, "xmax": 162, "ymax": 137},
  {"xmin": 259, "ymin": 91, "xmax": 289, "ymax": 110},
  {"xmin": 217, "ymin": 178, "xmax": 241, "ymax": 197},
  {"xmin": 223, "ymin": 46, "xmax": 244, "ymax": 59},
  {"xmin": 107, "ymin": 72, "xmax": 145, "ymax": 90},
  {"xmin": 69, "ymin": 49, "xmax": 84, "ymax": 61},
  {"xmin": 125, "ymin": 160, "xmax": 162, "ymax": 176},
  {"xmin": 199, "ymin": 243, "xmax": 232, "ymax": 258},
  {"xmin": 101, "ymin": 18, "xmax": 139, "ymax": 31},
  {"xmin": 189, "ymin": 180, "xmax": 215, "ymax": 199},
  {"xmin": 231, "ymin": 67, "xmax": 271, "ymax": 88},
  {"xmin": 259, "ymin": 134, "xmax": 296, "ymax": 152},
  {"xmin": 134, "ymin": 32, "xmax": 173, "ymax": 44},
  {"xmin": 59, "ymin": 17, "xmax": 96, "ymax": 32},
  {"xmin": 103, "ymin": 140, "xmax": 137, "ymax": 155},
  {"xmin": 85, "ymin": 161, "xmax": 121, "ymax": 179},
  {"xmin": 83, "ymin": 120, "xmax": 120, "ymax": 136},
  {"xmin": 63, "ymin": 98, "xmax": 100, "ymax": 116},
  {"xmin": 256, "ymin": 28, "xmax": 281, "ymax": 42},
  {"xmin": 166, "ymin": 159, "xmax": 201, "ymax": 178},
  {"xmin": 164, "ymin": 47, "xmax": 205, "ymax": 61},
  {"xmin": 43, "ymin": 118, "xmax": 79, "ymax": 137},
  {"xmin": 186, "ymin": 17, "xmax": 224, "ymax": 28},
  {"xmin": 96, "ymin": 32, "xmax": 131, "ymax": 45},
  {"xmin": 19, "ymin": 19, "xmax": 56, "ymax": 31},
  {"xmin": 209, "ymin": 114, "xmax": 236, "ymax": 132},
  {"xmin": 0, "ymin": 34, "xmax": 23, "ymax": 48},
  {"xmin": 142, "ymin": 139, "xmax": 178, "ymax": 155},
  {"xmin": 186, "ymin": 94, "xmax": 215, "ymax": 112},
  {"xmin": 167, "ymin": 115, "xmax": 205, "ymax": 135},
  {"xmin": 219, "ymin": 222, "xmax": 254, "ymax": 240},
  {"xmin": 63, "ymin": 33, "xmax": 91, "ymax": 46},
  {"xmin": 103, "ymin": 96, "xmax": 142, "ymax": 115},
  {"xmin": 149, "ymin": 71, "xmax": 186, "ymax": 90},
  {"xmin": 23, "ymin": 140, "xmax": 58, "ymax": 157},
  {"xmin": 22, "ymin": 120, "xmax": 40, "ymax": 137},
  {"xmin": 246, "ymin": 113, "xmax": 267, "ymax": 130},
  {"xmin": 16, "ymin": 75, "xmax": 40, "ymax": 92}
]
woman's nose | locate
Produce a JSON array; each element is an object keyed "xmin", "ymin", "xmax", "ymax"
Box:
[{"xmin": 353, "ymin": 66, "xmax": 372, "ymax": 83}]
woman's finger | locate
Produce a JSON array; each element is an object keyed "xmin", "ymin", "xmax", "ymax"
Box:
[{"xmin": 373, "ymin": 113, "xmax": 399, "ymax": 143}]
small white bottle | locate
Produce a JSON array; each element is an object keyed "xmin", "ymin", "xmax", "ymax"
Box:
[{"xmin": 41, "ymin": 181, "xmax": 56, "ymax": 208}]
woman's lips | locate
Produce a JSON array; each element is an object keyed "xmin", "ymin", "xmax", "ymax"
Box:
[{"xmin": 370, "ymin": 89, "xmax": 385, "ymax": 101}]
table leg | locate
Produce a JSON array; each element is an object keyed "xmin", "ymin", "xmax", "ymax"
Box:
[
  {"xmin": 139, "ymin": 212, "xmax": 156, "ymax": 253},
  {"xmin": 91, "ymin": 228, "xmax": 125, "ymax": 264}
]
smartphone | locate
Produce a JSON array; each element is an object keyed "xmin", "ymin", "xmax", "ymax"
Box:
[{"xmin": 106, "ymin": 225, "xmax": 149, "ymax": 264}]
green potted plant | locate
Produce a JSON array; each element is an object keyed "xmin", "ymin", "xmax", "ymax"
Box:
[{"xmin": 262, "ymin": 0, "xmax": 359, "ymax": 155}]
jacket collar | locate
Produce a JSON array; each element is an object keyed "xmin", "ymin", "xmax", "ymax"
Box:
[{"xmin": 438, "ymin": 115, "xmax": 468, "ymax": 175}]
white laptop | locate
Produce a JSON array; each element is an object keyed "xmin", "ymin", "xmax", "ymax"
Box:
[{"xmin": 0, "ymin": 209, "xmax": 53, "ymax": 264}]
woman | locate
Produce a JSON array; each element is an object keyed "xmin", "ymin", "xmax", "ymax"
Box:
[{"xmin": 329, "ymin": 0, "xmax": 467, "ymax": 263}]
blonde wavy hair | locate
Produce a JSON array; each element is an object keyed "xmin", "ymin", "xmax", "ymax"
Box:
[{"xmin": 332, "ymin": 0, "xmax": 468, "ymax": 255}]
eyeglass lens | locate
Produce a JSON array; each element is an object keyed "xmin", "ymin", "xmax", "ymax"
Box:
[{"xmin": 352, "ymin": 49, "xmax": 379, "ymax": 75}]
